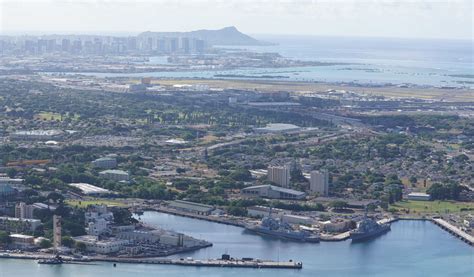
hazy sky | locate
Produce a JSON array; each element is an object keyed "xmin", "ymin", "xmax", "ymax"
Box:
[{"xmin": 1, "ymin": 0, "xmax": 472, "ymax": 39}]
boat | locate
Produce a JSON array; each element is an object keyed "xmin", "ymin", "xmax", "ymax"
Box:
[
  {"xmin": 350, "ymin": 210, "xmax": 391, "ymax": 241},
  {"xmin": 38, "ymin": 255, "xmax": 63, "ymax": 265},
  {"xmin": 245, "ymin": 212, "xmax": 320, "ymax": 242}
]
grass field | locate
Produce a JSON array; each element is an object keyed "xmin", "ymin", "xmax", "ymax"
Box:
[
  {"xmin": 34, "ymin": 112, "xmax": 63, "ymax": 121},
  {"xmin": 66, "ymin": 199, "xmax": 127, "ymax": 208},
  {"xmin": 391, "ymin": 200, "xmax": 474, "ymax": 214}
]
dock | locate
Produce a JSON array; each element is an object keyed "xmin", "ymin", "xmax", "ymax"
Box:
[
  {"xmin": 320, "ymin": 217, "xmax": 397, "ymax": 242},
  {"xmin": 0, "ymin": 253, "xmax": 302, "ymax": 269},
  {"xmin": 97, "ymin": 257, "xmax": 302, "ymax": 269},
  {"xmin": 431, "ymin": 218, "xmax": 474, "ymax": 246}
]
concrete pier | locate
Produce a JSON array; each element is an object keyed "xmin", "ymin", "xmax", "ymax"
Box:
[{"xmin": 431, "ymin": 218, "xmax": 474, "ymax": 246}]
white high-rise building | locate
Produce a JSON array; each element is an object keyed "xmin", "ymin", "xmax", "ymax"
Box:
[
  {"xmin": 310, "ymin": 170, "xmax": 329, "ymax": 196},
  {"xmin": 267, "ymin": 166, "xmax": 291, "ymax": 188}
]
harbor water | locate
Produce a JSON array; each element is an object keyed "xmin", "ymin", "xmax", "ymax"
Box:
[
  {"xmin": 0, "ymin": 211, "xmax": 473, "ymax": 277},
  {"xmin": 52, "ymin": 36, "xmax": 474, "ymax": 88}
]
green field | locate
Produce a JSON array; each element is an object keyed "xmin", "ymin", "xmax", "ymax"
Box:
[
  {"xmin": 66, "ymin": 199, "xmax": 127, "ymax": 208},
  {"xmin": 391, "ymin": 200, "xmax": 474, "ymax": 214}
]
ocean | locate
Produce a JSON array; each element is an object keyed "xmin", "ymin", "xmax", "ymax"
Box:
[
  {"xmin": 61, "ymin": 35, "xmax": 474, "ymax": 88},
  {"xmin": 0, "ymin": 212, "xmax": 472, "ymax": 277}
]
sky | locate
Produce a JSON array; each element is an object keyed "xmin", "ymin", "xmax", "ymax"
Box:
[{"xmin": 0, "ymin": 0, "xmax": 472, "ymax": 40}]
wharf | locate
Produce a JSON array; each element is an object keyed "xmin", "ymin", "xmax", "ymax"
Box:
[
  {"xmin": 431, "ymin": 218, "xmax": 474, "ymax": 246},
  {"xmin": 142, "ymin": 206, "xmax": 246, "ymax": 227},
  {"xmin": 320, "ymin": 217, "xmax": 397, "ymax": 242},
  {"xmin": 98, "ymin": 257, "xmax": 302, "ymax": 269},
  {"xmin": 0, "ymin": 253, "xmax": 302, "ymax": 269}
]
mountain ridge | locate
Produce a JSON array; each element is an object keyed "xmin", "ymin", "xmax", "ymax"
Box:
[{"xmin": 138, "ymin": 26, "xmax": 269, "ymax": 46}]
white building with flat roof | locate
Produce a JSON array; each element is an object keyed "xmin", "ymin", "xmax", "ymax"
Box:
[
  {"xmin": 9, "ymin": 234, "xmax": 35, "ymax": 249},
  {"xmin": 268, "ymin": 166, "xmax": 290, "ymax": 188},
  {"xmin": 406, "ymin": 192, "xmax": 431, "ymax": 201},
  {"xmin": 69, "ymin": 183, "xmax": 111, "ymax": 195},
  {"xmin": 0, "ymin": 217, "xmax": 41, "ymax": 232},
  {"xmin": 73, "ymin": 235, "xmax": 128, "ymax": 254}
]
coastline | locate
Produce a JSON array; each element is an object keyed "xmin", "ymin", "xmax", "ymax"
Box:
[{"xmin": 138, "ymin": 207, "xmax": 474, "ymax": 246}]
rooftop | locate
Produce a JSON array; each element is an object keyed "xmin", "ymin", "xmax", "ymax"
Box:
[
  {"xmin": 243, "ymin": 185, "xmax": 306, "ymax": 196},
  {"xmin": 254, "ymin": 123, "xmax": 301, "ymax": 133},
  {"xmin": 99, "ymin": 169, "xmax": 129, "ymax": 175},
  {"xmin": 69, "ymin": 183, "xmax": 111, "ymax": 195}
]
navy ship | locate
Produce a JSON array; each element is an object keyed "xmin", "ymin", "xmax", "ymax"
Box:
[
  {"xmin": 350, "ymin": 210, "xmax": 391, "ymax": 241},
  {"xmin": 245, "ymin": 215, "xmax": 319, "ymax": 243}
]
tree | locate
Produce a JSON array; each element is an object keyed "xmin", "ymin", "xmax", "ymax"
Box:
[
  {"xmin": 75, "ymin": 241, "xmax": 87, "ymax": 252},
  {"xmin": 39, "ymin": 239, "xmax": 52, "ymax": 249},
  {"xmin": 330, "ymin": 201, "xmax": 348, "ymax": 209},
  {"xmin": 61, "ymin": 236, "xmax": 74, "ymax": 248},
  {"xmin": 6, "ymin": 168, "xmax": 17, "ymax": 178},
  {"xmin": 227, "ymin": 206, "xmax": 247, "ymax": 217},
  {"xmin": 0, "ymin": 231, "xmax": 11, "ymax": 245}
]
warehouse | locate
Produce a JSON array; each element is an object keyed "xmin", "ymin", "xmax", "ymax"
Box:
[
  {"xmin": 167, "ymin": 200, "xmax": 214, "ymax": 215},
  {"xmin": 241, "ymin": 185, "xmax": 306, "ymax": 200},
  {"xmin": 69, "ymin": 183, "xmax": 112, "ymax": 196}
]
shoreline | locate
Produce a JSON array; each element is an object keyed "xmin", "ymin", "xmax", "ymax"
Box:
[{"xmin": 139, "ymin": 207, "xmax": 474, "ymax": 246}]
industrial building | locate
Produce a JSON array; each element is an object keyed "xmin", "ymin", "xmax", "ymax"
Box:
[
  {"xmin": 168, "ymin": 200, "xmax": 215, "ymax": 215},
  {"xmin": 254, "ymin": 123, "xmax": 301, "ymax": 134},
  {"xmin": 247, "ymin": 206, "xmax": 287, "ymax": 218},
  {"xmin": 267, "ymin": 165, "xmax": 291, "ymax": 188},
  {"xmin": 406, "ymin": 192, "xmax": 431, "ymax": 201},
  {"xmin": 281, "ymin": 214, "xmax": 314, "ymax": 225},
  {"xmin": 241, "ymin": 185, "xmax": 306, "ymax": 200},
  {"xmin": 310, "ymin": 170, "xmax": 329, "ymax": 196},
  {"xmin": 92, "ymin": 157, "xmax": 117, "ymax": 169},
  {"xmin": 69, "ymin": 183, "xmax": 112, "ymax": 196},
  {"xmin": 99, "ymin": 169, "xmax": 130, "ymax": 182},
  {"xmin": 10, "ymin": 129, "xmax": 64, "ymax": 140},
  {"xmin": 9, "ymin": 234, "xmax": 35, "ymax": 249},
  {"xmin": 72, "ymin": 235, "xmax": 129, "ymax": 254},
  {"xmin": 0, "ymin": 217, "xmax": 42, "ymax": 232}
]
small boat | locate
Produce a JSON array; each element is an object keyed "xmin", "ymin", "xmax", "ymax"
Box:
[{"xmin": 38, "ymin": 255, "xmax": 63, "ymax": 265}]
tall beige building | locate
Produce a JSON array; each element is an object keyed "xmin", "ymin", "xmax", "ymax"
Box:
[
  {"xmin": 15, "ymin": 202, "xmax": 35, "ymax": 219},
  {"xmin": 267, "ymin": 165, "xmax": 291, "ymax": 188},
  {"xmin": 310, "ymin": 170, "xmax": 329, "ymax": 196}
]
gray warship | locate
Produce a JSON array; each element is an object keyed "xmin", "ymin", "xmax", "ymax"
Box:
[
  {"xmin": 350, "ymin": 210, "xmax": 391, "ymax": 241},
  {"xmin": 245, "ymin": 212, "xmax": 319, "ymax": 242}
]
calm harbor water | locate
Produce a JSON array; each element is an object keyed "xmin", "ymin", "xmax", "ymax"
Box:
[
  {"xmin": 54, "ymin": 36, "xmax": 474, "ymax": 88},
  {"xmin": 0, "ymin": 211, "xmax": 472, "ymax": 277}
]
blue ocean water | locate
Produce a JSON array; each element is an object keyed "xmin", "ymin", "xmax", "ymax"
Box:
[
  {"xmin": 0, "ymin": 212, "xmax": 472, "ymax": 277},
  {"xmin": 63, "ymin": 36, "xmax": 474, "ymax": 88}
]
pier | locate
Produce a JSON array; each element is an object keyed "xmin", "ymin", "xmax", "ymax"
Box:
[
  {"xmin": 0, "ymin": 253, "xmax": 302, "ymax": 269},
  {"xmin": 100, "ymin": 257, "xmax": 302, "ymax": 269},
  {"xmin": 431, "ymin": 218, "xmax": 474, "ymax": 246}
]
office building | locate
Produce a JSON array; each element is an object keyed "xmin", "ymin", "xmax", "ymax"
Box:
[
  {"xmin": 268, "ymin": 165, "xmax": 291, "ymax": 188},
  {"xmin": 310, "ymin": 170, "xmax": 329, "ymax": 196},
  {"xmin": 15, "ymin": 202, "xmax": 35, "ymax": 219}
]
